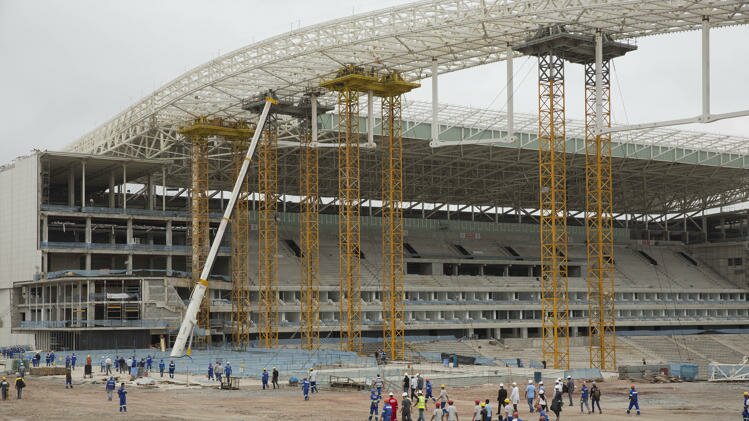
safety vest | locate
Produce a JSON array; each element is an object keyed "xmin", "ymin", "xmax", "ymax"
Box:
[{"xmin": 417, "ymin": 395, "xmax": 426, "ymax": 409}]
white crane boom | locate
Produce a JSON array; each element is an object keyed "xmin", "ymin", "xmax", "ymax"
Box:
[{"xmin": 170, "ymin": 98, "xmax": 274, "ymax": 357}]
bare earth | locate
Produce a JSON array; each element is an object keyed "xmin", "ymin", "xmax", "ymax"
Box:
[{"xmin": 0, "ymin": 372, "xmax": 745, "ymax": 420}]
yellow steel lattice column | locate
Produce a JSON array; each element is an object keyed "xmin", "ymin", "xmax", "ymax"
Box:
[
  {"xmin": 538, "ymin": 53, "xmax": 570, "ymax": 369},
  {"xmin": 191, "ymin": 135, "xmax": 211, "ymax": 346},
  {"xmin": 381, "ymin": 94, "xmax": 405, "ymax": 361},
  {"xmin": 585, "ymin": 59, "xmax": 617, "ymax": 370},
  {"xmin": 300, "ymin": 112, "xmax": 321, "ymax": 350},
  {"xmin": 231, "ymin": 140, "xmax": 251, "ymax": 349},
  {"xmin": 338, "ymin": 87, "xmax": 362, "ymax": 353},
  {"xmin": 258, "ymin": 115, "xmax": 279, "ymax": 348}
]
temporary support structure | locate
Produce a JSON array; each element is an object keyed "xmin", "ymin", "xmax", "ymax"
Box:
[
  {"xmin": 378, "ymin": 72, "xmax": 418, "ymax": 361},
  {"xmin": 258, "ymin": 114, "xmax": 279, "ymax": 349},
  {"xmin": 191, "ymin": 135, "xmax": 211, "ymax": 345},
  {"xmin": 321, "ymin": 66, "xmax": 418, "ymax": 354},
  {"xmin": 171, "ymin": 99, "xmax": 273, "ymax": 357},
  {"xmin": 231, "ymin": 140, "xmax": 252, "ymax": 350},
  {"xmin": 537, "ymin": 52, "xmax": 571, "ymax": 369},
  {"xmin": 299, "ymin": 94, "xmax": 321, "ymax": 351},
  {"xmin": 585, "ymin": 31, "xmax": 617, "ymax": 370}
]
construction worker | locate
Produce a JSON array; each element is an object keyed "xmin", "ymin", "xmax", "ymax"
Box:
[
  {"xmin": 387, "ymin": 392, "xmax": 399, "ymax": 421},
  {"xmin": 302, "ymin": 377, "xmax": 310, "ymax": 401},
  {"xmin": 14, "ymin": 376, "xmax": 25, "ymax": 399},
  {"xmin": 65, "ymin": 369, "xmax": 73, "ymax": 389},
  {"xmin": 168, "ymin": 360, "xmax": 175, "ymax": 378},
  {"xmin": 565, "ymin": 376, "xmax": 574, "ymax": 407},
  {"xmin": 45, "ymin": 352, "xmax": 50, "ymax": 367},
  {"xmin": 537, "ymin": 389, "xmax": 547, "ymax": 412},
  {"xmin": 308, "ymin": 368, "xmax": 317, "ymax": 393},
  {"xmin": 445, "ymin": 400, "xmax": 459, "ymax": 421},
  {"xmin": 105, "ymin": 376, "xmax": 116, "ymax": 400},
  {"xmin": 472, "ymin": 399, "xmax": 481, "ymax": 421},
  {"xmin": 580, "ymin": 381, "xmax": 590, "ymax": 414},
  {"xmin": 425, "ymin": 379, "xmax": 433, "ymax": 400},
  {"xmin": 17, "ymin": 363, "xmax": 25, "ymax": 378},
  {"xmin": 224, "ymin": 362, "xmax": 232, "ymax": 383},
  {"xmin": 503, "ymin": 398, "xmax": 513, "ymax": 421},
  {"xmin": 49, "ymin": 351, "xmax": 55, "ymax": 366},
  {"xmin": 590, "ymin": 381, "xmax": 602, "ymax": 414},
  {"xmin": 626, "ymin": 384, "xmax": 640, "ymax": 416},
  {"xmin": 525, "ymin": 379, "xmax": 536, "ymax": 413},
  {"xmin": 510, "ymin": 382, "xmax": 520, "ymax": 413},
  {"xmin": 479, "ymin": 402, "xmax": 488, "ymax": 421},
  {"xmin": 85, "ymin": 354, "xmax": 92, "ymax": 378},
  {"xmin": 105, "ymin": 356, "xmax": 112, "ymax": 375},
  {"xmin": 261, "ymin": 368, "xmax": 269, "ymax": 390},
  {"xmin": 100, "ymin": 356, "xmax": 105, "ymax": 373},
  {"xmin": 403, "ymin": 373, "xmax": 410, "ymax": 393},
  {"xmin": 497, "ymin": 383, "xmax": 508, "ymax": 418},
  {"xmin": 117, "ymin": 382, "xmax": 127, "ymax": 412},
  {"xmin": 65, "ymin": 355, "xmax": 71, "ymax": 369},
  {"xmin": 402, "ymin": 392, "xmax": 413, "ymax": 421},
  {"xmin": 146, "ymin": 354, "xmax": 153, "ymax": 371},
  {"xmin": 382, "ymin": 400, "xmax": 393, "ymax": 421},
  {"xmin": 742, "ymin": 391, "xmax": 749, "ymax": 421},
  {"xmin": 214, "ymin": 362, "xmax": 223, "ymax": 383},
  {"xmin": 483, "ymin": 399, "xmax": 492, "ymax": 421},
  {"xmin": 414, "ymin": 390, "xmax": 426, "ymax": 421},
  {"xmin": 369, "ymin": 388, "xmax": 381, "ymax": 420},
  {"xmin": 417, "ymin": 373, "xmax": 424, "ymax": 392},
  {"xmin": 511, "ymin": 411, "xmax": 522, "ymax": 421},
  {"xmin": 0, "ymin": 377, "xmax": 8, "ymax": 400},
  {"xmin": 410, "ymin": 374, "xmax": 418, "ymax": 399},
  {"xmin": 158, "ymin": 359, "xmax": 165, "ymax": 377},
  {"xmin": 438, "ymin": 384, "xmax": 449, "ymax": 409},
  {"xmin": 207, "ymin": 362, "xmax": 214, "ymax": 380},
  {"xmin": 550, "ymin": 385, "xmax": 563, "ymax": 420},
  {"xmin": 375, "ymin": 374, "xmax": 384, "ymax": 397},
  {"xmin": 537, "ymin": 404, "xmax": 550, "ymax": 421},
  {"xmin": 430, "ymin": 402, "xmax": 443, "ymax": 421},
  {"xmin": 272, "ymin": 366, "xmax": 279, "ymax": 389}
]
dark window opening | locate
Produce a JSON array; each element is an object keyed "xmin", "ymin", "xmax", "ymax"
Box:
[
  {"xmin": 504, "ymin": 246, "xmax": 520, "ymax": 257},
  {"xmin": 406, "ymin": 262, "xmax": 432, "ymax": 275},
  {"xmin": 284, "ymin": 239, "xmax": 302, "ymax": 257},
  {"xmin": 458, "ymin": 264, "xmax": 481, "ymax": 276},
  {"xmin": 443, "ymin": 264, "xmax": 458, "ymax": 276},
  {"xmin": 508, "ymin": 265, "xmax": 529, "ymax": 277},
  {"xmin": 637, "ymin": 250, "xmax": 658, "ymax": 265},
  {"xmin": 453, "ymin": 244, "xmax": 472, "ymax": 258},
  {"xmin": 484, "ymin": 265, "xmax": 505, "ymax": 277}
]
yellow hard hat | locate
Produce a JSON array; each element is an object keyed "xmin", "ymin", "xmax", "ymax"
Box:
[
  {"xmin": 504, "ymin": 398, "xmax": 510, "ymax": 403},
  {"xmin": 440, "ymin": 384, "xmax": 445, "ymax": 388},
  {"xmin": 745, "ymin": 391, "xmax": 749, "ymax": 396}
]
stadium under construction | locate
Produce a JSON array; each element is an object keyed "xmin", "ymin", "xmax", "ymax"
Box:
[{"xmin": 2, "ymin": 0, "xmax": 749, "ymax": 376}]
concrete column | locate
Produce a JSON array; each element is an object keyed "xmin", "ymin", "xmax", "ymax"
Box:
[
  {"xmin": 147, "ymin": 174, "xmax": 154, "ymax": 210},
  {"xmin": 86, "ymin": 280, "xmax": 93, "ymax": 323},
  {"xmin": 42, "ymin": 215, "xmax": 48, "ymax": 243},
  {"xmin": 504, "ymin": 265, "xmax": 509, "ymax": 276},
  {"xmin": 68, "ymin": 166, "xmax": 75, "ymax": 207},
  {"xmin": 85, "ymin": 217, "xmax": 92, "ymax": 244},
  {"xmin": 122, "ymin": 164, "xmax": 127, "ymax": 210},
  {"xmin": 571, "ymin": 327, "xmax": 579, "ymax": 337},
  {"xmin": 527, "ymin": 266, "xmax": 533, "ymax": 276},
  {"xmin": 127, "ymin": 255, "xmax": 133, "ymax": 275},
  {"xmin": 166, "ymin": 220, "xmax": 172, "ymax": 246},
  {"xmin": 492, "ymin": 328, "xmax": 501, "ymax": 339},
  {"xmin": 126, "ymin": 218, "xmax": 133, "ymax": 244},
  {"xmin": 521, "ymin": 327, "xmax": 528, "ymax": 339},
  {"xmin": 162, "ymin": 166, "xmax": 167, "ymax": 211},
  {"xmin": 81, "ymin": 160, "xmax": 86, "ymax": 208},
  {"xmin": 166, "ymin": 255, "xmax": 173, "ymax": 276},
  {"xmin": 109, "ymin": 171, "xmax": 115, "ymax": 208},
  {"xmin": 467, "ymin": 327, "xmax": 474, "ymax": 338},
  {"xmin": 41, "ymin": 285, "xmax": 46, "ymax": 321},
  {"xmin": 85, "ymin": 254, "xmax": 91, "ymax": 271}
]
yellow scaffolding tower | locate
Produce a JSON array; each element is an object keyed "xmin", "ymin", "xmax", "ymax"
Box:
[
  {"xmin": 379, "ymin": 72, "xmax": 418, "ymax": 361},
  {"xmin": 231, "ymin": 140, "xmax": 252, "ymax": 349},
  {"xmin": 180, "ymin": 118, "xmax": 255, "ymax": 349},
  {"xmin": 300, "ymin": 105, "xmax": 321, "ymax": 351},
  {"xmin": 585, "ymin": 58, "xmax": 617, "ymax": 370},
  {"xmin": 191, "ymin": 135, "xmax": 211, "ymax": 345},
  {"xmin": 258, "ymin": 114, "xmax": 279, "ymax": 349},
  {"xmin": 321, "ymin": 66, "xmax": 418, "ymax": 354},
  {"xmin": 538, "ymin": 53, "xmax": 570, "ymax": 369}
]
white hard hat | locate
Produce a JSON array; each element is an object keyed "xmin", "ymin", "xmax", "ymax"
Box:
[
  {"xmin": 567, "ymin": 376, "xmax": 572, "ymax": 379},
  {"xmin": 528, "ymin": 380, "xmax": 533, "ymax": 384},
  {"xmin": 539, "ymin": 381, "xmax": 543, "ymax": 385},
  {"xmin": 402, "ymin": 392, "xmax": 408, "ymax": 397},
  {"xmin": 499, "ymin": 383, "xmax": 504, "ymax": 387},
  {"xmin": 512, "ymin": 382, "xmax": 517, "ymax": 386}
]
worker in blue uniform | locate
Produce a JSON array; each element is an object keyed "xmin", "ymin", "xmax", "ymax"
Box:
[
  {"xmin": 369, "ymin": 388, "xmax": 381, "ymax": 420},
  {"xmin": 302, "ymin": 377, "xmax": 310, "ymax": 401},
  {"xmin": 262, "ymin": 368, "xmax": 270, "ymax": 390},
  {"xmin": 626, "ymin": 385, "xmax": 640, "ymax": 416},
  {"xmin": 158, "ymin": 359, "xmax": 165, "ymax": 377},
  {"xmin": 117, "ymin": 383, "xmax": 127, "ymax": 412},
  {"xmin": 168, "ymin": 360, "xmax": 175, "ymax": 378}
]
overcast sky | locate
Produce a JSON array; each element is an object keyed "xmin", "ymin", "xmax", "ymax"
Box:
[{"xmin": 1, "ymin": 0, "xmax": 748, "ymax": 164}]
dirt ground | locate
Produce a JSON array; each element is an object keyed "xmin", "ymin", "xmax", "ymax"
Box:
[{"xmin": 0, "ymin": 372, "xmax": 746, "ymax": 420}]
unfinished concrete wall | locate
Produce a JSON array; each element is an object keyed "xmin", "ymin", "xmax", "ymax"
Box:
[
  {"xmin": 0, "ymin": 154, "xmax": 40, "ymax": 345},
  {"xmin": 689, "ymin": 242, "xmax": 748, "ymax": 289}
]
